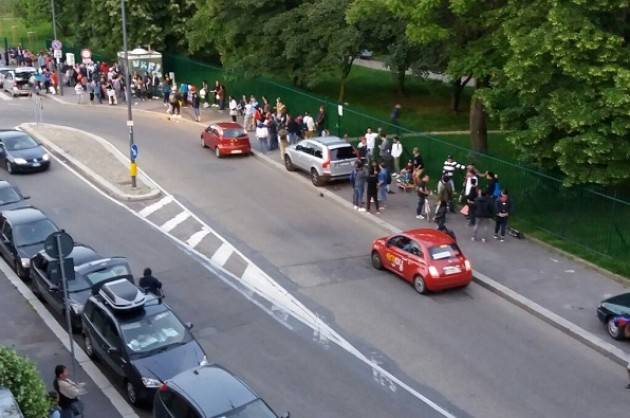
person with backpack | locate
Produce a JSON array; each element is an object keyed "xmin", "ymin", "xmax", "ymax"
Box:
[
  {"xmin": 494, "ymin": 190, "xmax": 512, "ymax": 242},
  {"xmin": 472, "ymin": 190, "xmax": 495, "ymax": 242}
]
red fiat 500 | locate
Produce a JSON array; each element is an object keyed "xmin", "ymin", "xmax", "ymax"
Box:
[
  {"xmin": 201, "ymin": 122, "xmax": 251, "ymax": 158},
  {"xmin": 371, "ymin": 228, "xmax": 472, "ymax": 294}
]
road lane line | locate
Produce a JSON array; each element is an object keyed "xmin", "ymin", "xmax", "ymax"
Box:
[
  {"xmin": 210, "ymin": 242, "xmax": 233, "ymax": 267},
  {"xmin": 186, "ymin": 227, "xmax": 211, "ymax": 248},
  {"xmin": 0, "ymin": 254, "xmax": 139, "ymax": 418},
  {"xmin": 159, "ymin": 210, "xmax": 190, "ymax": 232},
  {"xmin": 138, "ymin": 195, "xmax": 173, "ymax": 218}
]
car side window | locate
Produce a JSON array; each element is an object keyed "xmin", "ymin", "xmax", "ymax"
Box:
[
  {"xmin": 102, "ymin": 317, "xmax": 122, "ymax": 349},
  {"xmin": 1, "ymin": 222, "xmax": 12, "ymax": 243},
  {"xmin": 408, "ymin": 241, "xmax": 424, "ymax": 258},
  {"xmin": 299, "ymin": 143, "xmax": 313, "ymax": 155},
  {"xmin": 312, "ymin": 145, "xmax": 323, "ymax": 159},
  {"xmin": 164, "ymin": 392, "xmax": 198, "ymax": 418},
  {"xmin": 91, "ymin": 306, "xmax": 107, "ymax": 334},
  {"xmin": 83, "ymin": 301, "xmax": 94, "ymax": 320},
  {"xmin": 388, "ymin": 235, "xmax": 410, "ymax": 250}
]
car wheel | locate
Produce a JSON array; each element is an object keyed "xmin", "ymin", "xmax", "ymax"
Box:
[
  {"xmin": 607, "ymin": 317, "xmax": 625, "ymax": 340},
  {"xmin": 284, "ymin": 155, "xmax": 295, "ymax": 171},
  {"xmin": 311, "ymin": 168, "xmax": 324, "ymax": 187},
  {"xmin": 201, "ymin": 137, "xmax": 207, "ymax": 148},
  {"xmin": 413, "ymin": 275, "xmax": 428, "ymax": 295},
  {"xmin": 371, "ymin": 251, "xmax": 383, "ymax": 270},
  {"xmin": 6, "ymin": 161, "xmax": 13, "ymax": 174},
  {"xmin": 84, "ymin": 334, "xmax": 95, "ymax": 359},
  {"xmin": 215, "ymin": 147, "xmax": 222, "ymax": 158},
  {"xmin": 126, "ymin": 380, "xmax": 139, "ymax": 405}
]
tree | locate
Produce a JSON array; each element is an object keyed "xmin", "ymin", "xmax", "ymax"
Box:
[
  {"xmin": 0, "ymin": 347, "xmax": 48, "ymax": 418},
  {"xmin": 481, "ymin": 0, "xmax": 630, "ymax": 186}
]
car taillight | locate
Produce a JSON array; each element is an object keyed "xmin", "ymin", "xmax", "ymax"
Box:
[
  {"xmin": 322, "ymin": 159, "xmax": 331, "ymax": 169},
  {"xmin": 464, "ymin": 259, "xmax": 471, "ymax": 271},
  {"xmin": 159, "ymin": 383, "xmax": 168, "ymax": 392},
  {"xmin": 428, "ymin": 266, "xmax": 439, "ymax": 277}
]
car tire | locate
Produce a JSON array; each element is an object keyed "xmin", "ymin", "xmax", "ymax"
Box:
[
  {"xmin": 413, "ymin": 275, "xmax": 428, "ymax": 295},
  {"xmin": 84, "ymin": 333, "xmax": 96, "ymax": 359},
  {"xmin": 6, "ymin": 161, "xmax": 13, "ymax": 174},
  {"xmin": 215, "ymin": 147, "xmax": 222, "ymax": 158},
  {"xmin": 607, "ymin": 317, "xmax": 625, "ymax": 340},
  {"xmin": 284, "ymin": 155, "xmax": 295, "ymax": 171},
  {"xmin": 125, "ymin": 380, "xmax": 139, "ymax": 406},
  {"xmin": 201, "ymin": 137, "xmax": 207, "ymax": 148},
  {"xmin": 311, "ymin": 168, "xmax": 324, "ymax": 187},
  {"xmin": 371, "ymin": 251, "xmax": 383, "ymax": 270}
]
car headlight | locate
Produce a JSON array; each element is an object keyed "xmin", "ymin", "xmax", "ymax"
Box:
[
  {"xmin": 42, "ymin": 153, "xmax": 50, "ymax": 161},
  {"xmin": 199, "ymin": 355, "xmax": 209, "ymax": 366},
  {"xmin": 20, "ymin": 258, "xmax": 30, "ymax": 268},
  {"xmin": 141, "ymin": 377, "xmax": 161, "ymax": 388},
  {"xmin": 13, "ymin": 158, "xmax": 27, "ymax": 165}
]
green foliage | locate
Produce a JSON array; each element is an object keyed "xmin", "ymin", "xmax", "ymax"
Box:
[
  {"xmin": 482, "ymin": 0, "xmax": 630, "ymax": 186},
  {"xmin": 0, "ymin": 346, "xmax": 49, "ymax": 418}
]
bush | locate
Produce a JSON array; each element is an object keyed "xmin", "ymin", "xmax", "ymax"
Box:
[{"xmin": 0, "ymin": 346, "xmax": 49, "ymax": 418}]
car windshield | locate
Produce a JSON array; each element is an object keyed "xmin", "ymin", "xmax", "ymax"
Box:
[
  {"xmin": 225, "ymin": 399, "xmax": 277, "ymax": 418},
  {"xmin": 13, "ymin": 219, "xmax": 57, "ymax": 247},
  {"xmin": 121, "ymin": 310, "xmax": 188, "ymax": 355},
  {"xmin": 429, "ymin": 244, "xmax": 461, "ymax": 260},
  {"xmin": 330, "ymin": 146, "xmax": 356, "ymax": 161},
  {"xmin": 3, "ymin": 134, "xmax": 39, "ymax": 151},
  {"xmin": 0, "ymin": 186, "xmax": 21, "ymax": 205},
  {"xmin": 222, "ymin": 128, "xmax": 246, "ymax": 138}
]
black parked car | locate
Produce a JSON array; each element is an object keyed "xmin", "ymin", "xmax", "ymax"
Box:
[
  {"xmin": 0, "ymin": 180, "xmax": 30, "ymax": 210},
  {"xmin": 31, "ymin": 245, "xmax": 134, "ymax": 332},
  {"xmin": 153, "ymin": 365, "xmax": 287, "ymax": 418},
  {"xmin": 0, "ymin": 130, "xmax": 51, "ymax": 174},
  {"xmin": 0, "ymin": 207, "xmax": 59, "ymax": 279},
  {"xmin": 81, "ymin": 278, "xmax": 207, "ymax": 406},
  {"xmin": 597, "ymin": 292, "xmax": 630, "ymax": 340}
]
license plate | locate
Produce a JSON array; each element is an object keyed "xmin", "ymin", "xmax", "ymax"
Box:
[
  {"xmin": 31, "ymin": 162, "xmax": 40, "ymax": 167},
  {"xmin": 443, "ymin": 266, "xmax": 461, "ymax": 275},
  {"xmin": 231, "ymin": 150, "xmax": 243, "ymax": 154}
]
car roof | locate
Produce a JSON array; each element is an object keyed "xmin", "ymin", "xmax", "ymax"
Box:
[
  {"xmin": 15, "ymin": 67, "xmax": 36, "ymax": 72},
  {"xmin": 0, "ymin": 181, "xmax": 14, "ymax": 190},
  {"xmin": 1, "ymin": 207, "xmax": 49, "ymax": 224},
  {"xmin": 39, "ymin": 244, "xmax": 99, "ymax": 265},
  {"xmin": 0, "ymin": 130, "xmax": 30, "ymax": 140},
  {"xmin": 75, "ymin": 256, "xmax": 129, "ymax": 275},
  {"xmin": 312, "ymin": 136, "xmax": 349, "ymax": 147},
  {"xmin": 214, "ymin": 122, "xmax": 243, "ymax": 130},
  {"xmin": 400, "ymin": 228, "xmax": 455, "ymax": 246},
  {"xmin": 603, "ymin": 292, "xmax": 630, "ymax": 307},
  {"xmin": 168, "ymin": 365, "xmax": 257, "ymax": 418}
]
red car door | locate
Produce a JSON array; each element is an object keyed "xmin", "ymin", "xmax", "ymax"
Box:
[
  {"xmin": 210, "ymin": 127, "xmax": 220, "ymax": 149},
  {"xmin": 402, "ymin": 240, "xmax": 427, "ymax": 282},
  {"xmin": 384, "ymin": 236, "xmax": 410, "ymax": 277}
]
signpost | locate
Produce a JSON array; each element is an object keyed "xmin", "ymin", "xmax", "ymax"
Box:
[
  {"xmin": 45, "ymin": 230, "xmax": 76, "ymax": 377},
  {"xmin": 51, "ymin": 39, "xmax": 62, "ymax": 50}
]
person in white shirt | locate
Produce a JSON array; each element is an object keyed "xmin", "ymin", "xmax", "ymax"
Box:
[
  {"xmin": 365, "ymin": 128, "xmax": 378, "ymax": 157},
  {"xmin": 256, "ymin": 120, "xmax": 269, "ymax": 152},
  {"xmin": 303, "ymin": 112, "xmax": 316, "ymax": 138},
  {"xmin": 391, "ymin": 136, "xmax": 403, "ymax": 174}
]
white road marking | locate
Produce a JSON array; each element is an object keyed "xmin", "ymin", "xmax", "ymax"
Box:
[
  {"xmin": 160, "ymin": 210, "xmax": 191, "ymax": 232},
  {"xmin": 0, "ymin": 252, "xmax": 139, "ymax": 418},
  {"xmin": 186, "ymin": 226, "xmax": 211, "ymax": 248},
  {"xmin": 210, "ymin": 242, "xmax": 233, "ymax": 267},
  {"xmin": 0, "ymin": 91, "xmax": 11, "ymax": 101},
  {"xmin": 46, "ymin": 94, "xmax": 69, "ymax": 105},
  {"xmin": 138, "ymin": 195, "xmax": 173, "ymax": 218},
  {"xmin": 36, "ymin": 125, "xmax": 456, "ymax": 418}
]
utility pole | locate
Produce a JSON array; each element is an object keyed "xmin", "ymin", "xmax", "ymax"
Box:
[
  {"xmin": 120, "ymin": 0, "xmax": 137, "ymax": 187},
  {"xmin": 50, "ymin": 0, "xmax": 63, "ymax": 95}
]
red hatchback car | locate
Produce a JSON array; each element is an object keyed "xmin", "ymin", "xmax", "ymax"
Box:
[
  {"xmin": 201, "ymin": 122, "xmax": 252, "ymax": 158},
  {"xmin": 371, "ymin": 228, "xmax": 472, "ymax": 294}
]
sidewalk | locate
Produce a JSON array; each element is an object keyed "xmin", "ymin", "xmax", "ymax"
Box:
[{"xmin": 0, "ymin": 270, "xmax": 126, "ymax": 418}]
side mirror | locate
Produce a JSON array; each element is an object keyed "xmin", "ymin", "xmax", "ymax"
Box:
[
  {"xmin": 49, "ymin": 284, "xmax": 59, "ymax": 292},
  {"xmin": 185, "ymin": 322, "xmax": 194, "ymax": 330}
]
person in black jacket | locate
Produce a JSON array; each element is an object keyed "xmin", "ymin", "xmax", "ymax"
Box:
[
  {"xmin": 472, "ymin": 190, "xmax": 495, "ymax": 242},
  {"xmin": 466, "ymin": 178, "xmax": 479, "ymax": 226},
  {"xmin": 494, "ymin": 190, "xmax": 512, "ymax": 242},
  {"xmin": 139, "ymin": 268, "xmax": 163, "ymax": 296},
  {"xmin": 366, "ymin": 166, "xmax": 380, "ymax": 214}
]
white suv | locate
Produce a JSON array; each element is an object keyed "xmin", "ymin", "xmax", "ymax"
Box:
[{"xmin": 284, "ymin": 136, "xmax": 357, "ymax": 186}]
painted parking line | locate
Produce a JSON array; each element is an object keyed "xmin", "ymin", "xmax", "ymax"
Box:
[
  {"xmin": 138, "ymin": 195, "xmax": 173, "ymax": 218},
  {"xmin": 210, "ymin": 242, "xmax": 233, "ymax": 267},
  {"xmin": 186, "ymin": 227, "xmax": 211, "ymax": 249},
  {"xmin": 160, "ymin": 211, "xmax": 191, "ymax": 233}
]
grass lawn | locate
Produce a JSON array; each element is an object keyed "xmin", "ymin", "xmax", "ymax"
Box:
[
  {"xmin": 309, "ymin": 65, "xmax": 474, "ymax": 133},
  {"xmin": 0, "ymin": 17, "xmax": 51, "ymax": 51}
]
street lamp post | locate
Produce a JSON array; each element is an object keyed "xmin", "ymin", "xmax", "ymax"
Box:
[
  {"xmin": 49, "ymin": 0, "xmax": 63, "ymax": 96},
  {"xmin": 120, "ymin": 0, "xmax": 137, "ymax": 188}
]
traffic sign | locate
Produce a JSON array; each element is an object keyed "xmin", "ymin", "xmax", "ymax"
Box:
[
  {"xmin": 52, "ymin": 39, "xmax": 62, "ymax": 50},
  {"xmin": 44, "ymin": 231, "xmax": 74, "ymax": 259},
  {"xmin": 53, "ymin": 49, "xmax": 62, "ymax": 59},
  {"xmin": 130, "ymin": 144, "xmax": 139, "ymax": 160}
]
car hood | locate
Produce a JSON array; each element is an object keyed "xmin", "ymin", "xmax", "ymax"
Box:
[
  {"xmin": 68, "ymin": 288, "xmax": 92, "ymax": 310},
  {"xmin": 17, "ymin": 243, "xmax": 45, "ymax": 259},
  {"xmin": 131, "ymin": 340, "xmax": 205, "ymax": 382},
  {"xmin": 602, "ymin": 293, "xmax": 630, "ymax": 315},
  {"xmin": 8, "ymin": 147, "xmax": 45, "ymax": 161},
  {"xmin": 0, "ymin": 201, "xmax": 27, "ymax": 211}
]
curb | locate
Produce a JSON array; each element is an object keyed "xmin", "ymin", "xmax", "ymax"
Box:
[
  {"xmin": 250, "ymin": 148, "xmax": 630, "ymax": 366},
  {"xmin": 20, "ymin": 123, "xmax": 161, "ymax": 202}
]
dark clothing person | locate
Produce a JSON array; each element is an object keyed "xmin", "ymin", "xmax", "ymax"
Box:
[
  {"xmin": 466, "ymin": 186, "xmax": 478, "ymax": 226},
  {"xmin": 412, "ymin": 153, "xmax": 424, "ymax": 170},
  {"xmin": 366, "ymin": 171, "xmax": 379, "ymax": 213},
  {"xmin": 416, "ymin": 181, "xmax": 429, "ymax": 218},
  {"xmin": 139, "ymin": 270, "xmax": 163, "ymax": 295},
  {"xmin": 472, "ymin": 193, "xmax": 495, "ymax": 242},
  {"xmin": 494, "ymin": 195, "xmax": 512, "ymax": 241},
  {"xmin": 316, "ymin": 109, "xmax": 326, "ymax": 135}
]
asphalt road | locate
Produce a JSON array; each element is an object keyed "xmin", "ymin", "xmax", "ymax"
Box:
[{"xmin": 0, "ymin": 97, "xmax": 628, "ymax": 418}]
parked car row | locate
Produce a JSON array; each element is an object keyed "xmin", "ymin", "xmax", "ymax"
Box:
[{"xmin": 0, "ymin": 172, "xmax": 288, "ymax": 417}]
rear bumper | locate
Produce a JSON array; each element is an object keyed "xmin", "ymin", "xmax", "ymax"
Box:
[
  {"xmin": 426, "ymin": 271, "xmax": 473, "ymax": 291},
  {"xmin": 218, "ymin": 143, "xmax": 251, "ymax": 156}
]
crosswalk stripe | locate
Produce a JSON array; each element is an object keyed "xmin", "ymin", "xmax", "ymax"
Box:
[
  {"xmin": 138, "ymin": 195, "xmax": 173, "ymax": 218},
  {"xmin": 160, "ymin": 211, "xmax": 190, "ymax": 233},
  {"xmin": 210, "ymin": 242, "xmax": 233, "ymax": 267},
  {"xmin": 186, "ymin": 227, "xmax": 210, "ymax": 249}
]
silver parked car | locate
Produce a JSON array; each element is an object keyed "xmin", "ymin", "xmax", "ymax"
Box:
[
  {"xmin": 0, "ymin": 387, "xmax": 24, "ymax": 418},
  {"xmin": 3, "ymin": 67, "xmax": 36, "ymax": 97},
  {"xmin": 284, "ymin": 136, "xmax": 357, "ymax": 186}
]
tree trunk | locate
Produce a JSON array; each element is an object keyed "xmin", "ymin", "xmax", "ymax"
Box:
[
  {"xmin": 338, "ymin": 78, "xmax": 346, "ymax": 103},
  {"xmin": 469, "ymin": 78, "xmax": 489, "ymax": 153},
  {"xmin": 396, "ymin": 66, "xmax": 406, "ymax": 95},
  {"xmin": 451, "ymin": 75, "xmax": 472, "ymax": 113},
  {"xmin": 338, "ymin": 57, "xmax": 355, "ymax": 103}
]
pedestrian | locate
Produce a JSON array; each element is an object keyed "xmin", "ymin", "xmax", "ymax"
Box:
[
  {"xmin": 161, "ymin": 76, "xmax": 171, "ymax": 107},
  {"xmin": 379, "ymin": 135, "xmax": 392, "ymax": 173},
  {"xmin": 303, "ymin": 112, "xmax": 316, "ymax": 138},
  {"xmin": 365, "ymin": 128, "xmax": 378, "ymax": 159},
  {"xmin": 351, "ymin": 161, "xmax": 367, "ymax": 211},
  {"xmin": 466, "ymin": 177, "xmax": 479, "ymax": 226},
  {"xmin": 87, "ymin": 79, "xmax": 95, "ymax": 104},
  {"xmin": 378, "ymin": 162, "xmax": 389, "ymax": 209},
  {"xmin": 357, "ymin": 136, "xmax": 368, "ymax": 164},
  {"xmin": 94, "ymin": 79, "xmax": 102, "ymax": 104},
  {"xmin": 256, "ymin": 120, "xmax": 269, "ymax": 152},
  {"xmin": 435, "ymin": 175, "xmax": 452, "ymax": 230},
  {"xmin": 412, "ymin": 147, "xmax": 424, "ymax": 170},
  {"xmin": 139, "ymin": 267, "xmax": 163, "ymax": 296},
  {"xmin": 267, "ymin": 115, "xmax": 278, "ymax": 151},
  {"xmin": 472, "ymin": 190, "xmax": 495, "ymax": 242},
  {"xmin": 485, "ymin": 171, "xmax": 502, "ymax": 200},
  {"xmin": 494, "ymin": 190, "xmax": 511, "ymax": 242},
  {"xmin": 53, "ymin": 365, "xmax": 84, "ymax": 418},
  {"xmin": 106, "ymin": 82, "xmax": 117, "ymax": 105},
  {"xmin": 390, "ymin": 104, "xmax": 401, "ymax": 134},
  {"xmin": 191, "ymin": 87, "xmax": 201, "ymax": 122},
  {"xmin": 366, "ymin": 165, "xmax": 380, "ymax": 214},
  {"xmin": 244, "ymin": 98, "xmax": 256, "ymax": 131},
  {"xmin": 391, "ymin": 136, "xmax": 403, "ymax": 174},
  {"xmin": 229, "ymin": 96, "xmax": 238, "ymax": 122},
  {"xmin": 441, "ymin": 154, "xmax": 465, "ymax": 212},
  {"xmin": 287, "ymin": 115, "xmax": 300, "ymax": 145},
  {"xmin": 74, "ymin": 82, "xmax": 84, "ymax": 104},
  {"xmin": 316, "ymin": 105, "xmax": 326, "ymax": 136},
  {"xmin": 416, "ymin": 174, "xmax": 430, "ymax": 220}
]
